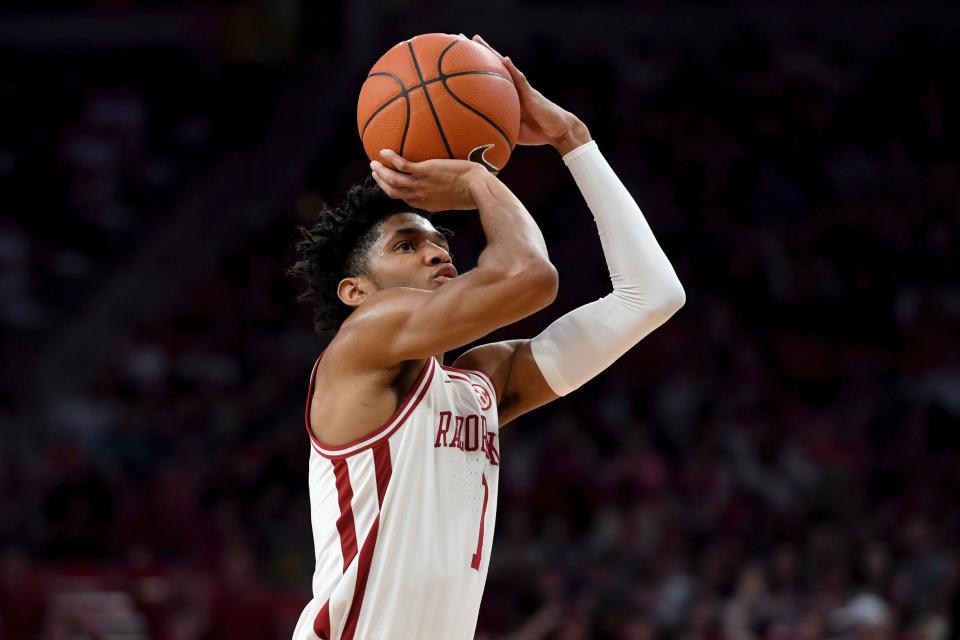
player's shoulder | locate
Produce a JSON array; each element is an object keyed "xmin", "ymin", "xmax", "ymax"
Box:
[
  {"xmin": 322, "ymin": 302, "xmax": 422, "ymax": 376},
  {"xmin": 338, "ymin": 286, "xmax": 432, "ymax": 335}
]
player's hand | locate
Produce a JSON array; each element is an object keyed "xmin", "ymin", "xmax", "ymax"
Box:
[
  {"xmin": 371, "ymin": 149, "xmax": 489, "ymax": 212},
  {"xmin": 469, "ymin": 34, "xmax": 591, "ymax": 154}
]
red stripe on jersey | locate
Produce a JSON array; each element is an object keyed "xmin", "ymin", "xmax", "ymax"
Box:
[
  {"xmin": 372, "ymin": 442, "xmax": 392, "ymax": 507},
  {"xmin": 443, "ymin": 372, "xmax": 472, "ymax": 385},
  {"xmin": 314, "ymin": 443, "xmax": 392, "ymax": 637},
  {"xmin": 341, "ymin": 514, "xmax": 382, "ymax": 640},
  {"xmin": 332, "ymin": 458, "xmax": 358, "ymax": 571},
  {"xmin": 470, "ymin": 473, "xmax": 490, "ymax": 570},
  {"xmin": 313, "ymin": 600, "xmax": 331, "ymax": 639}
]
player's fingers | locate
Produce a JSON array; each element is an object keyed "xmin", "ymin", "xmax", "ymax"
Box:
[
  {"xmin": 371, "ymin": 169, "xmax": 410, "ymax": 199},
  {"xmin": 370, "ymin": 169, "xmax": 393, "ymax": 196},
  {"xmin": 502, "ymin": 57, "xmax": 530, "ymax": 89},
  {"xmin": 469, "ymin": 36, "xmax": 532, "ymax": 95},
  {"xmin": 371, "ymin": 160, "xmax": 417, "ymax": 189},
  {"xmin": 472, "ymin": 35, "xmax": 504, "ymax": 60},
  {"xmin": 380, "ymin": 149, "xmax": 415, "ymax": 173}
]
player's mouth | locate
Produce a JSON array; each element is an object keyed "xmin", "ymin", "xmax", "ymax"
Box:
[{"xmin": 433, "ymin": 265, "xmax": 458, "ymax": 282}]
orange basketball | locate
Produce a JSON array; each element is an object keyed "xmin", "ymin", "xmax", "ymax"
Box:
[{"xmin": 357, "ymin": 33, "xmax": 520, "ymax": 174}]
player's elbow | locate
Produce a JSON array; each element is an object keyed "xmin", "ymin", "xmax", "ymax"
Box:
[
  {"xmin": 512, "ymin": 260, "xmax": 559, "ymax": 311},
  {"xmin": 659, "ymin": 279, "xmax": 686, "ymax": 315},
  {"xmin": 614, "ymin": 277, "xmax": 685, "ymax": 324},
  {"xmin": 649, "ymin": 278, "xmax": 685, "ymax": 323}
]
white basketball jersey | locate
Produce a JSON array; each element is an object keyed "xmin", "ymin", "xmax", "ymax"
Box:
[{"xmin": 292, "ymin": 356, "xmax": 501, "ymax": 640}]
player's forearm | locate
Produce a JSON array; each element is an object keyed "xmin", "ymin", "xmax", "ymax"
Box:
[
  {"xmin": 467, "ymin": 171, "xmax": 553, "ymax": 276},
  {"xmin": 566, "ymin": 141, "xmax": 684, "ymax": 309},
  {"xmin": 530, "ymin": 141, "xmax": 685, "ymax": 396}
]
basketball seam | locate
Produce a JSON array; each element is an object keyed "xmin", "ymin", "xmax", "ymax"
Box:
[
  {"xmin": 361, "ymin": 71, "xmax": 411, "ymax": 156},
  {"xmin": 406, "ymin": 39, "xmax": 454, "ymax": 159},
  {"xmin": 361, "ymin": 72, "xmax": 407, "ymax": 140},
  {"xmin": 438, "ymin": 40, "xmax": 515, "ymax": 152},
  {"xmin": 360, "ymin": 71, "xmax": 510, "ymax": 141}
]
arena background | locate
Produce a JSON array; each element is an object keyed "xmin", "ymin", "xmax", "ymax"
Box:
[{"xmin": 1, "ymin": 2, "xmax": 958, "ymax": 638}]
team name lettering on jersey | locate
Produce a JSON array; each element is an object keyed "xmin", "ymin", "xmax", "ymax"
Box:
[{"xmin": 434, "ymin": 411, "xmax": 500, "ymax": 465}]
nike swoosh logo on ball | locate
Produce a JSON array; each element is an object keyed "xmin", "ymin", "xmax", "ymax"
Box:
[{"xmin": 468, "ymin": 144, "xmax": 500, "ymax": 174}]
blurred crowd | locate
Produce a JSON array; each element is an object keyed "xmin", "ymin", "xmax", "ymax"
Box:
[
  {"xmin": 2, "ymin": 12, "xmax": 958, "ymax": 640},
  {"xmin": 0, "ymin": 54, "xmax": 214, "ymax": 337}
]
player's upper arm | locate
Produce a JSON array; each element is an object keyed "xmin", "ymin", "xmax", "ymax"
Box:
[
  {"xmin": 339, "ymin": 262, "xmax": 558, "ymax": 369},
  {"xmin": 453, "ymin": 339, "xmax": 559, "ymax": 427}
]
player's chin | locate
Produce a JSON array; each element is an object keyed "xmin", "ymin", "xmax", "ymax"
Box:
[{"xmin": 431, "ymin": 276, "xmax": 454, "ymax": 288}]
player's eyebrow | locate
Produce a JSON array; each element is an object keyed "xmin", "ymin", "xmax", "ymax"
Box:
[{"xmin": 392, "ymin": 227, "xmax": 450, "ymax": 249}]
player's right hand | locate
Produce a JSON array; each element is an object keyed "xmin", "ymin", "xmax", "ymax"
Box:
[
  {"xmin": 371, "ymin": 149, "xmax": 490, "ymax": 212},
  {"xmin": 470, "ymin": 35, "xmax": 589, "ymax": 154}
]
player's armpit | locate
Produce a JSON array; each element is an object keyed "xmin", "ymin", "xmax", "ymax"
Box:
[
  {"xmin": 338, "ymin": 263, "xmax": 557, "ymax": 370},
  {"xmin": 453, "ymin": 340, "xmax": 559, "ymax": 427}
]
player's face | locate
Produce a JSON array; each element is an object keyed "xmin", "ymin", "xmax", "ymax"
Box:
[{"xmin": 366, "ymin": 213, "xmax": 457, "ymax": 291}]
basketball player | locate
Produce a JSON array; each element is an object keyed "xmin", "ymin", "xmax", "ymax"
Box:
[{"xmin": 290, "ymin": 35, "xmax": 685, "ymax": 640}]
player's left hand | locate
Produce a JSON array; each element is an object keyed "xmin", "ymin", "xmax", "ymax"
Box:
[
  {"xmin": 469, "ymin": 34, "xmax": 590, "ymax": 153},
  {"xmin": 371, "ymin": 149, "xmax": 489, "ymax": 212}
]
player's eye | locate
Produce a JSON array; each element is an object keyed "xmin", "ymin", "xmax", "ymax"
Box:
[{"xmin": 396, "ymin": 241, "xmax": 414, "ymax": 251}]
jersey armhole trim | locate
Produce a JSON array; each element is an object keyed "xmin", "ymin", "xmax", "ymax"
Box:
[
  {"xmin": 305, "ymin": 356, "xmax": 436, "ymax": 459},
  {"xmin": 439, "ymin": 364, "xmax": 498, "ymax": 407}
]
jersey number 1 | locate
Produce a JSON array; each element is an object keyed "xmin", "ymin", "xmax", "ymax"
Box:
[{"xmin": 470, "ymin": 474, "xmax": 489, "ymax": 570}]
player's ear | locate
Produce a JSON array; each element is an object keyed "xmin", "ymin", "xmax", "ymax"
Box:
[{"xmin": 338, "ymin": 276, "xmax": 371, "ymax": 308}]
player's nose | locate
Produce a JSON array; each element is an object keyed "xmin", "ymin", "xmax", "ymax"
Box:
[{"xmin": 424, "ymin": 245, "xmax": 451, "ymax": 265}]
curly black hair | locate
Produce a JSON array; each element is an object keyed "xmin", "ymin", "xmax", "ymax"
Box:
[{"xmin": 289, "ymin": 177, "xmax": 446, "ymax": 336}]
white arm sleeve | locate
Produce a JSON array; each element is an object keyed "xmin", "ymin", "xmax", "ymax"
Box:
[{"xmin": 530, "ymin": 140, "xmax": 686, "ymax": 396}]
